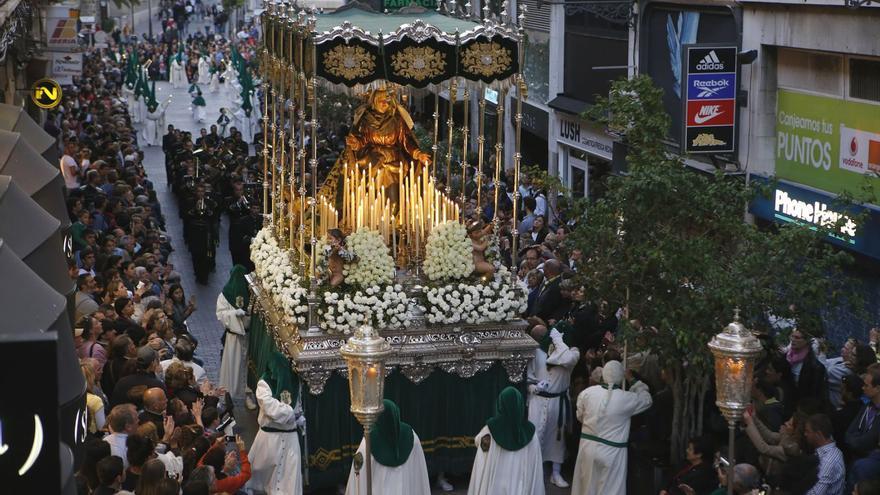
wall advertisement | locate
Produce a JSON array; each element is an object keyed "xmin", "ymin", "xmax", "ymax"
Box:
[{"xmin": 776, "ymin": 88, "xmax": 880, "ymax": 197}]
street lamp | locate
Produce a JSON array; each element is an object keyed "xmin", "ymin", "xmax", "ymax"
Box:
[
  {"xmin": 339, "ymin": 325, "xmax": 392, "ymax": 495},
  {"xmin": 708, "ymin": 309, "xmax": 763, "ymax": 495}
]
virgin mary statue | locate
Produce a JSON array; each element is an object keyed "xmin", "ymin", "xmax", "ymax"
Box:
[{"xmin": 343, "ymin": 87, "xmax": 432, "ymax": 192}]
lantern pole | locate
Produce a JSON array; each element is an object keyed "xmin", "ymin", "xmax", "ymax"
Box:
[{"xmin": 261, "ymin": 0, "xmax": 270, "ymax": 220}]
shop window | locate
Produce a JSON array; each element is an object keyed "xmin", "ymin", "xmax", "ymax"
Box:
[
  {"xmin": 777, "ymin": 48, "xmax": 843, "ymax": 97},
  {"xmin": 849, "ymin": 58, "xmax": 880, "ymax": 103}
]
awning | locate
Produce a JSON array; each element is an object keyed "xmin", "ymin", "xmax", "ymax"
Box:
[
  {"xmin": 0, "ymin": 129, "xmax": 70, "ymax": 228},
  {"xmin": 0, "ymin": 239, "xmax": 86, "ymax": 457},
  {"xmin": 0, "ymin": 103, "xmax": 56, "ymax": 153},
  {"xmin": 0, "ymin": 176, "xmax": 71, "ymax": 296},
  {"xmin": 548, "ymin": 94, "xmax": 590, "ymax": 116}
]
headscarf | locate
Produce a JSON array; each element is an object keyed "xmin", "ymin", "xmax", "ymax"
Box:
[
  {"xmin": 369, "ymin": 399, "xmax": 414, "ymax": 467},
  {"xmin": 261, "ymin": 351, "xmax": 297, "ymax": 402},
  {"xmin": 486, "ymin": 387, "xmax": 535, "ymax": 451},
  {"xmin": 222, "ymin": 265, "xmax": 250, "ymax": 309}
]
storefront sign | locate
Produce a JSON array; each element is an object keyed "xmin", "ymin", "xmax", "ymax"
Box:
[
  {"xmin": 681, "ymin": 45, "xmax": 738, "ymax": 154},
  {"xmin": 776, "ymin": 88, "xmax": 880, "ymax": 197},
  {"xmin": 511, "ymin": 102, "xmax": 548, "ymax": 140},
  {"xmin": 30, "ymin": 79, "xmax": 62, "ymax": 110},
  {"xmin": 46, "ymin": 7, "xmax": 80, "ymax": 51},
  {"xmin": 50, "ymin": 52, "xmax": 83, "ymax": 77},
  {"xmin": 383, "ymin": 0, "xmax": 437, "ymax": 9},
  {"xmin": 750, "ymin": 176, "xmax": 880, "ymax": 259},
  {"xmin": 556, "ymin": 114, "xmax": 613, "ymax": 160}
]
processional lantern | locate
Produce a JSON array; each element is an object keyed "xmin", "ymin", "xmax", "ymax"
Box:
[
  {"xmin": 340, "ymin": 325, "xmax": 392, "ymax": 495},
  {"xmin": 708, "ymin": 309, "xmax": 762, "ymax": 495}
]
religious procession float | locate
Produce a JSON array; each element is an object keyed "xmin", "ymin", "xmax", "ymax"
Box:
[{"xmin": 247, "ymin": 0, "xmax": 535, "ymax": 487}]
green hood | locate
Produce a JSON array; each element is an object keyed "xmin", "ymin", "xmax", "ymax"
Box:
[
  {"xmin": 222, "ymin": 265, "xmax": 250, "ymax": 309},
  {"xmin": 261, "ymin": 351, "xmax": 297, "ymax": 402},
  {"xmin": 486, "ymin": 387, "xmax": 535, "ymax": 451},
  {"xmin": 370, "ymin": 399, "xmax": 414, "ymax": 467}
]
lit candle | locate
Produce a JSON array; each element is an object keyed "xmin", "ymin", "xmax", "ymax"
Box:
[
  {"xmin": 392, "ymin": 214, "xmax": 397, "ymax": 260},
  {"xmin": 367, "ymin": 365, "xmax": 378, "ymax": 379}
]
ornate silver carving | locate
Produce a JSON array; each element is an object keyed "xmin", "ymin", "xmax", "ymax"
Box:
[
  {"xmin": 502, "ymin": 356, "xmax": 530, "ymax": 383},
  {"xmin": 313, "ymin": 17, "xmax": 521, "ymax": 46},
  {"xmin": 439, "ymin": 359, "xmax": 493, "ymax": 379},
  {"xmin": 401, "ymin": 363, "xmax": 435, "ymax": 384},
  {"xmin": 299, "ymin": 367, "xmax": 333, "ymax": 395}
]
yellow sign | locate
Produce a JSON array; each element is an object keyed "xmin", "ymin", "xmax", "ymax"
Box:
[{"xmin": 31, "ymin": 79, "xmax": 62, "ymax": 109}]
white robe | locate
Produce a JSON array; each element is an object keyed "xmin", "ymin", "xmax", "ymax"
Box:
[
  {"xmin": 345, "ymin": 433, "xmax": 431, "ymax": 495},
  {"xmin": 197, "ymin": 57, "xmax": 211, "ymax": 85},
  {"xmin": 193, "ymin": 104, "xmax": 207, "ymax": 123},
  {"xmin": 209, "ymin": 71, "xmax": 220, "ymax": 93},
  {"xmin": 233, "ymin": 108, "xmax": 253, "ymax": 143},
  {"xmin": 527, "ymin": 341, "xmax": 579, "ymax": 464},
  {"xmin": 123, "ymin": 86, "xmax": 137, "ymax": 122},
  {"xmin": 246, "ymin": 380, "xmax": 303, "ymax": 495},
  {"xmin": 216, "ymin": 293, "xmax": 249, "ymax": 399},
  {"xmin": 170, "ymin": 59, "xmax": 187, "ymax": 88},
  {"xmin": 467, "ymin": 425, "xmax": 545, "ymax": 495},
  {"xmin": 141, "ymin": 103, "xmax": 167, "ymax": 147},
  {"xmin": 570, "ymin": 381, "xmax": 653, "ymax": 495}
]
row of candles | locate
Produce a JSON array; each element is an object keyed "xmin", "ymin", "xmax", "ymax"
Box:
[{"xmin": 336, "ymin": 161, "xmax": 460, "ymax": 255}]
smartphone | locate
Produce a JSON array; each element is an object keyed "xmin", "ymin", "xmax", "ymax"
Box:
[
  {"xmin": 718, "ymin": 456, "xmax": 730, "ymax": 468},
  {"xmin": 225, "ymin": 435, "xmax": 236, "ymax": 443}
]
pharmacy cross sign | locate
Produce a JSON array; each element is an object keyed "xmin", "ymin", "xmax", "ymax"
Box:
[{"xmin": 681, "ymin": 45, "xmax": 737, "ymax": 154}]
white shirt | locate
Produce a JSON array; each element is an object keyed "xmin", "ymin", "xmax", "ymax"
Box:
[
  {"xmin": 61, "ymin": 154, "xmax": 79, "ymax": 189},
  {"xmin": 103, "ymin": 432, "xmax": 129, "ymax": 468},
  {"xmin": 534, "ymin": 193, "xmax": 547, "ymax": 217}
]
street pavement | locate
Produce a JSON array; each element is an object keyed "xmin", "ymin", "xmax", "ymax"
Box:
[{"xmin": 130, "ymin": 7, "xmax": 572, "ymax": 494}]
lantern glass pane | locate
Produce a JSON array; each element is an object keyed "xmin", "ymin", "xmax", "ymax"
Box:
[{"xmin": 714, "ymin": 356, "xmax": 755, "ymax": 409}]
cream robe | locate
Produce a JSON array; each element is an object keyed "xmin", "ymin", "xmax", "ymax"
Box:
[
  {"xmin": 197, "ymin": 57, "xmax": 211, "ymax": 84},
  {"xmin": 527, "ymin": 341, "xmax": 579, "ymax": 464},
  {"xmin": 246, "ymin": 380, "xmax": 303, "ymax": 495},
  {"xmin": 209, "ymin": 71, "xmax": 220, "ymax": 93},
  {"xmin": 141, "ymin": 102, "xmax": 168, "ymax": 147},
  {"xmin": 170, "ymin": 59, "xmax": 187, "ymax": 88},
  {"xmin": 570, "ymin": 381, "xmax": 652, "ymax": 495},
  {"xmin": 216, "ymin": 293, "xmax": 248, "ymax": 399},
  {"xmin": 233, "ymin": 108, "xmax": 253, "ymax": 144},
  {"xmin": 344, "ymin": 433, "xmax": 431, "ymax": 495},
  {"xmin": 123, "ymin": 86, "xmax": 137, "ymax": 122},
  {"xmin": 193, "ymin": 103, "xmax": 207, "ymax": 123},
  {"xmin": 467, "ymin": 425, "xmax": 545, "ymax": 495}
]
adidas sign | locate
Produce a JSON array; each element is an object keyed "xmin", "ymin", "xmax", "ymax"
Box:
[{"xmin": 696, "ymin": 50, "xmax": 725, "ymax": 71}]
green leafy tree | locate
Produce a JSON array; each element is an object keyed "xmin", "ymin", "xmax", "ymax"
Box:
[{"xmin": 568, "ymin": 75, "xmax": 859, "ymax": 460}]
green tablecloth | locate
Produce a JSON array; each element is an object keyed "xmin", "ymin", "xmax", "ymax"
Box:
[{"xmin": 247, "ymin": 315, "xmax": 525, "ymax": 489}]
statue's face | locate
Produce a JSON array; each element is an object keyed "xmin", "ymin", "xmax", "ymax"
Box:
[{"xmin": 372, "ymin": 92, "xmax": 390, "ymax": 114}]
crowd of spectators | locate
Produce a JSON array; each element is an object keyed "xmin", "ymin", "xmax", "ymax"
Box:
[{"xmin": 55, "ymin": 41, "xmax": 252, "ymax": 495}]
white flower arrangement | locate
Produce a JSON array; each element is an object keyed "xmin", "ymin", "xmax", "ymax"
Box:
[
  {"xmin": 343, "ymin": 229, "xmax": 395, "ymax": 288},
  {"xmin": 319, "ymin": 284, "xmax": 411, "ymax": 334},
  {"xmin": 251, "ymin": 227, "xmax": 309, "ymax": 326},
  {"xmin": 424, "ymin": 264, "xmax": 526, "ymax": 325},
  {"xmin": 423, "ymin": 220, "xmax": 474, "ymax": 282}
]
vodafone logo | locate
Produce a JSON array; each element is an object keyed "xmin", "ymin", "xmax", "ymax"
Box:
[
  {"xmin": 850, "ymin": 137, "xmax": 859, "ymax": 157},
  {"xmin": 694, "ymin": 105, "xmax": 724, "ymax": 124}
]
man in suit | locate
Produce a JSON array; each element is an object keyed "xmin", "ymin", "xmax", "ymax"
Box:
[{"xmin": 530, "ymin": 259, "xmax": 566, "ymax": 325}]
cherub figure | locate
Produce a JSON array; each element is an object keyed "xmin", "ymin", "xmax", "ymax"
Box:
[
  {"xmin": 468, "ymin": 220, "xmax": 495, "ymax": 278},
  {"xmin": 324, "ymin": 229, "xmax": 355, "ymax": 287}
]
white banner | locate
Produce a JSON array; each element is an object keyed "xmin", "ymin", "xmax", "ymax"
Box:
[
  {"xmin": 50, "ymin": 52, "xmax": 83, "ymax": 77},
  {"xmin": 839, "ymin": 124, "xmax": 880, "ymax": 175}
]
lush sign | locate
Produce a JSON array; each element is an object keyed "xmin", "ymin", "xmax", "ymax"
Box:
[{"xmin": 776, "ymin": 89, "xmax": 880, "ymax": 197}]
